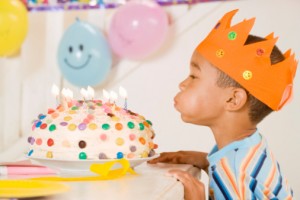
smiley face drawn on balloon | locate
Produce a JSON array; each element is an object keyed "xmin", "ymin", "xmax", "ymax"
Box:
[{"xmin": 58, "ymin": 19, "xmax": 112, "ymax": 87}]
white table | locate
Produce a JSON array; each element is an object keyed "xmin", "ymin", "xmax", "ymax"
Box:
[
  {"xmin": 27, "ymin": 163, "xmax": 200, "ymax": 200},
  {"xmin": 1, "ymin": 162, "xmax": 201, "ymax": 200}
]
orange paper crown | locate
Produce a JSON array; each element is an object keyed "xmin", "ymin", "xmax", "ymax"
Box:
[{"xmin": 196, "ymin": 9, "xmax": 298, "ymax": 110}]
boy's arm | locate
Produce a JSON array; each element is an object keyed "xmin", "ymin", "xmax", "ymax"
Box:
[{"xmin": 148, "ymin": 151, "xmax": 209, "ymax": 174}]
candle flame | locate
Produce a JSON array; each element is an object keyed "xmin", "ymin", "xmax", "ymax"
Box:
[
  {"xmin": 102, "ymin": 89, "xmax": 110, "ymax": 100},
  {"xmin": 119, "ymin": 86, "xmax": 127, "ymax": 99},
  {"xmin": 80, "ymin": 88, "xmax": 88, "ymax": 99},
  {"xmin": 87, "ymin": 86, "xmax": 95, "ymax": 99},
  {"xmin": 110, "ymin": 91, "xmax": 118, "ymax": 102},
  {"xmin": 51, "ymin": 84, "xmax": 59, "ymax": 96}
]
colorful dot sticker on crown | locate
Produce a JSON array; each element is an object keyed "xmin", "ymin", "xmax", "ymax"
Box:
[
  {"xmin": 228, "ymin": 31, "xmax": 237, "ymax": 40},
  {"xmin": 243, "ymin": 70, "xmax": 253, "ymax": 80},
  {"xmin": 256, "ymin": 48, "xmax": 265, "ymax": 56},
  {"xmin": 216, "ymin": 49, "xmax": 225, "ymax": 58}
]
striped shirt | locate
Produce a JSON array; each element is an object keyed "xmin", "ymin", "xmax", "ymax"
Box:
[{"xmin": 207, "ymin": 130, "xmax": 293, "ymax": 200}]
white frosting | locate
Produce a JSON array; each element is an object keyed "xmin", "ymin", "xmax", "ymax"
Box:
[{"xmin": 27, "ymin": 100, "xmax": 157, "ymax": 160}]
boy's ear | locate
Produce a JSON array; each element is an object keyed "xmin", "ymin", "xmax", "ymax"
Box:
[{"xmin": 225, "ymin": 88, "xmax": 248, "ymax": 111}]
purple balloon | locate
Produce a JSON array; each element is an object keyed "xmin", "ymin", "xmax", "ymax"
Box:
[{"xmin": 108, "ymin": 1, "xmax": 169, "ymax": 60}]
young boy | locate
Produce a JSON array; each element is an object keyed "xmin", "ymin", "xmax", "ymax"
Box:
[{"xmin": 148, "ymin": 9, "xmax": 297, "ymax": 199}]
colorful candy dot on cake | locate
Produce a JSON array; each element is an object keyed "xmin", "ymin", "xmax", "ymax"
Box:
[
  {"xmin": 100, "ymin": 134, "xmax": 107, "ymax": 141},
  {"xmin": 116, "ymin": 152, "xmax": 123, "ymax": 159},
  {"xmin": 148, "ymin": 149, "xmax": 156, "ymax": 157},
  {"xmin": 28, "ymin": 136, "xmax": 35, "ymax": 145},
  {"xmin": 38, "ymin": 114, "xmax": 46, "ymax": 120},
  {"xmin": 115, "ymin": 138, "xmax": 124, "ymax": 146},
  {"xmin": 143, "ymin": 121, "xmax": 150, "ymax": 128},
  {"xmin": 60, "ymin": 122, "xmax": 68, "ymax": 126},
  {"xmin": 88, "ymin": 123, "xmax": 97, "ymax": 130},
  {"xmin": 46, "ymin": 151, "xmax": 53, "ymax": 158},
  {"xmin": 48, "ymin": 108, "xmax": 55, "ymax": 114},
  {"xmin": 78, "ymin": 123, "xmax": 87, "ymax": 131},
  {"xmin": 98, "ymin": 153, "xmax": 107, "ymax": 159},
  {"xmin": 102, "ymin": 123, "xmax": 110, "ymax": 130},
  {"xmin": 35, "ymin": 121, "xmax": 42, "ymax": 128},
  {"xmin": 71, "ymin": 106, "xmax": 78, "ymax": 110},
  {"xmin": 79, "ymin": 152, "xmax": 87, "ymax": 159},
  {"xmin": 129, "ymin": 134, "xmax": 136, "ymax": 141},
  {"xmin": 78, "ymin": 140, "xmax": 87, "ymax": 148},
  {"xmin": 68, "ymin": 124, "xmax": 77, "ymax": 131},
  {"xmin": 129, "ymin": 145, "xmax": 136, "ymax": 152},
  {"xmin": 28, "ymin": 149, "xmax": 34, "ymax": 156},
  {"xmin": 47, "ymin": 138, "xmax": 54, "ymax": 147},
  {"xmin": 139, "ymin": 137, "xmax": 146, "ymax": 145},
  {"xmin": 64, "ymin": 116, "xmax": 72, "ymax": 121},
  {"xmin": 49, "ymin": 124, "xmax": 56, "ymax": 132},
  {"xmin": 87, "ymin": 114, "xmax": 94, "ymax": 120},
  {"xmin": 141, "ymin": 151, "xmax": 148, "ymax": 158},
  {"xmin": 139, "ymin": 123, "xmax": 144, "ymax": 130},
  {"xmin": 69, "ymin": 110, "xmax": 76, "ymax": 115},
  {"xmin": 115, "ymin": 123, "xmax": 123, "ymax": 131},
  {"xmin": 36, "ymin": 138, "xmax": 42, "ymax": 145},
  {"xmin": 127, "ymin": 153, "xmax": 135, "ymax": 159},
  {"xmin": 111, "ymin": 116, "xmax": 120, "ymax": 122},
  {"xmin": 127, "ymin": 122, "xmax": 135, "ymax": 129},
  {"xmin": 51, "ymin": 113, "xmax": 59, "ymax": 119},
  {"xmin": 146, "ymin": 120, "xmax": 152, "ymax": 126}
]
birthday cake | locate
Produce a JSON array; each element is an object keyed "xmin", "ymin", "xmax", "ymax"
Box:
[{"xmin": 27, "ymin": 100, "xmax": 157, "ymax": 160}]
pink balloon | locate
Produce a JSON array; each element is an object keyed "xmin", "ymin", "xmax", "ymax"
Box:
[{"xmin": 108, "ymin": 1, "xmax": 169, "ymax": 60}]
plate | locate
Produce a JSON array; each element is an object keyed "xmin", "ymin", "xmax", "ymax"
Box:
[
  {"xmin": 29, "ymin": 154, "xmax": 159, "ymax": 173},
  {"xmin": 0, "ymin": 180, "xmax": 69, "ymax": 198}
]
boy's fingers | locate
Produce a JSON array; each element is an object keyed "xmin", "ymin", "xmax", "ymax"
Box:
[{"xmin": 147, "ymin": 152, "xmax": 174, "ymax": 164}]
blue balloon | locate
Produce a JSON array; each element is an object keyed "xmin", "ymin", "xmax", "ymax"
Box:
[{"xmin": 57, "ymin": 19, "xmax": 112, "ymax": 87}]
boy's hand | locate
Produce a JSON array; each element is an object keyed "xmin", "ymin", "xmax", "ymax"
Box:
[
  {"xmin": 148, "ymin": 151, "xmax": 209, "ymax": 173},
  {"xmin": 168, "ymin": 169, "xmax": 206, "ymax": 200}
]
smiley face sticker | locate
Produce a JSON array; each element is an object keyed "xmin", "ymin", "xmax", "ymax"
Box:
[
  {"xmin": 243, "ymin": 70, "xmax": 253, "ymax": 80},
  {"xmin": 57, "ymin": 19, "xmax": 112, "ymax": 87}
]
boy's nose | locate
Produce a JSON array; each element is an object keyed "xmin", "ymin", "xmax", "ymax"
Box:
[{"xmin": 179, "ymin": 78, "xmax": 188, "ymax": 91}]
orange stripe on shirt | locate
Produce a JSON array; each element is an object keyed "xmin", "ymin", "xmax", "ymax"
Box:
[
  {"xmin": 264, "ymin": 152, "xmax": 276, "ymax": 189},
  {"xmin": 239, "ymin": 142, "xmax": 263, "ymax": 198},
  {"xmin": 220, "ymin": 158, "xmax": 240, "ymax": 198}
]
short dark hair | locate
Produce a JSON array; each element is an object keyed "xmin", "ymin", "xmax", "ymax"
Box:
[{"xmin": 216, "ymin": 35, "xmax": 285, "ymax": 123}]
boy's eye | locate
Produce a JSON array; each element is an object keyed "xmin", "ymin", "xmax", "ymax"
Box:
[{"xmin": 189, "ymin": 75, "xmax": 196, "ymax": 79}]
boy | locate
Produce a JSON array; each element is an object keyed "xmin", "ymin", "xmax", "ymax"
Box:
[{"xmin": 148, "ymin": 9, "xmax": 297, "ymax": 199}]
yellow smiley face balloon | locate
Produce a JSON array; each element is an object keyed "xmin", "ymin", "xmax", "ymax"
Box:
[{"xmin": 0, "ymin": 0, "xmax": 28, "ymax": 57}]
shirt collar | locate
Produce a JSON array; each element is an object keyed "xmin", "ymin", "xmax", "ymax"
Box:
[{"xmin": 207, "ymin": 129, "xmax": 262, "ymax": 165}]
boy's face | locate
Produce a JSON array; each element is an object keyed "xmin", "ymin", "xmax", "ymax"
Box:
[{"xmin": 174, "ymin": 50, "xmax": 228, "ymax": 125}]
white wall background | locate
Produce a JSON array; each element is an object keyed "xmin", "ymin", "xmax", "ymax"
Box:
[{"xmin": 0, "ymin": 0, "xmax": 300, "ymax": 196}]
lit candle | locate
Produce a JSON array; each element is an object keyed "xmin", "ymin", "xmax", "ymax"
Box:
[
  {"xmin": 51, "ymin": 84, "xmax": 60, "ymax": 106},
  {"xmin": 64, "ymin": 88, "xmax": 73, "ymax": 103},
  {"xmin": 61, "ymin": 88, "xmax": 68, "ymax": 109},
  {"xmin": 102, "ymin": 89, "xmax": 110, "ymax": 103},
  {"xmin": 80, "ymin": 88, "xmax": 88, "ymax": 101},
  {"xmin": 87, "ymin": 86, "xmax": 95, "ymax": 100},
  {"xmin": 110, "ymin": 91, "xmax": 118, "ymax": 104},
  {"xmin": 119, "ymin": 86, "xmax": 128, "ymax": 110}
]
